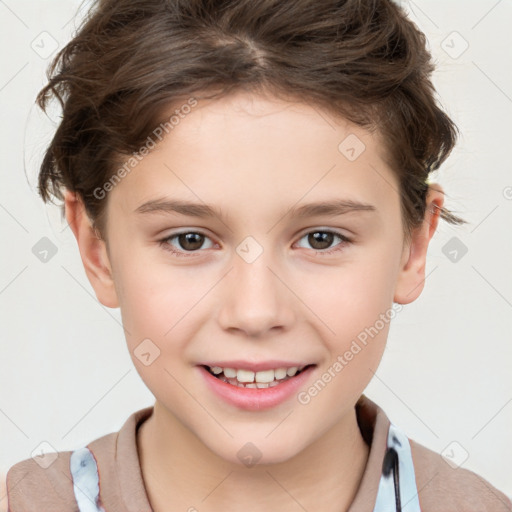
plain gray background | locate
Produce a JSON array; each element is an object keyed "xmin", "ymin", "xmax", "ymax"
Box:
[{"xmin": 1, "ymin": 0, "xmax": 511, "ymax": 505}]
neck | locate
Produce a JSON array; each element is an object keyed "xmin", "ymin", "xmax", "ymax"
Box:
[{"xmin": 137, "ymin": 400, "xmax": 369, "ymax": 512}]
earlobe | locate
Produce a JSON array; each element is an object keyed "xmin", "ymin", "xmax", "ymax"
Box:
[
  {"xmin": 393, "ymin": 184, "xmax": 444, "ymax": 305},
  {"xmin": 64, "ymin": 190, "xmax": 119, "ymax": 308}
]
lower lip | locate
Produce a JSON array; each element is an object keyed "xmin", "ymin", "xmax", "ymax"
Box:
[{"xmin": 198, "ymin": 365, "xmax": 316, "ymax": 411}]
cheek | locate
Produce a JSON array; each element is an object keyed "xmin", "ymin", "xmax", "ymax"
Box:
[
  {"xmin": 300, "ymin": 242, "xmax": 400, "ymax": 331},
  {"xmin": 294, "ymin": 239, "xmax": 400, "ymax": 377},
  {"xmin": 112, "ymin": 255, "xmax": 179, "ymax": 350},
  {"xmin": 115, "ymin": 260, "xmax": 211, "ymax": 381},
  {"xmin": 299, "ymin": 267, "xmax": 395, "ymax": 411},
  {"xmin": 115, "ymin": 264, "xmax": 196, "ymax": 403}
]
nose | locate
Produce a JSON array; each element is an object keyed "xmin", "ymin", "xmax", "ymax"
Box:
[{"xmin": 217, "ymin": 250, "xmax": 296, "ymax": 338}]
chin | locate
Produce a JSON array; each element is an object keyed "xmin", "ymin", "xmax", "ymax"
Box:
[{"xmin": 210, "ymin": 437, "xmax": 305, "ymax": 468}]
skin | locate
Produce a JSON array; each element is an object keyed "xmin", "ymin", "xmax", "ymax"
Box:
[{"xmin": 65, "ymin": 90, "xmax": 444, "ymax": 512}]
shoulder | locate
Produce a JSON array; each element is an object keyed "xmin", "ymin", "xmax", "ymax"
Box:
[
  {"xmin": 410, "ymin": 438, "xmax": 512, "ymax": 512},
  {"xmin": 5, "ymin": 406, "xmax": 152, "ymax": 512},
  {"xmin": 6, "ymin": 450, "xmax": 78, "ymax": 511},
  {"xmin": 6, "ymin": 432, "xmax": 119, "ymax": 512},
  {"xmin": 5, "ymin": 432, "xmax": 119, "ymax": 511}
]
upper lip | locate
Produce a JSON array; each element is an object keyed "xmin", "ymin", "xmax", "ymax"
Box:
[{"xmin": 198, "ymin": 360, "xmax": 315, "ymax": 372}]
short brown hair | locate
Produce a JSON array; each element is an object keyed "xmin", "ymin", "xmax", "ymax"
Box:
[{"xmin": 36, "ymin": 0, "xmax": 467, "ymax": 243}]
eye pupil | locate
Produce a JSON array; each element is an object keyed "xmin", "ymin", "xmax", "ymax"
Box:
[
  {"xmin": 179, "ymin": 233, "xmax": 204, "ymax": 251},
  {"xmin": 309, "ymin": 231, "xmax": 333, "ymax": 250}
]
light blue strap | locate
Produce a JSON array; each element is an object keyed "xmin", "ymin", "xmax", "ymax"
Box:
[
  {"xmin": 69, "ymin": 447, "xmax": 106, "ymax": 512},
  {"xmin": 373, "ymin": 423, "xmax": 422, "ymax": 512}
]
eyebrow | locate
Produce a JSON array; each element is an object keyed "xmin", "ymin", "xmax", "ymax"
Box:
[{"xmin": 134, "ymin": 197, "xmax": 377, "ymax": 220}]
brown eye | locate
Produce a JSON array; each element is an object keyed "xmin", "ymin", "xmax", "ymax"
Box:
[
  {"xmin": 175, "ymin": 232, "xmax": 205, "ymax": 251},
  {"xmin": 307, "ymin": 231, "xmax": 334, "ymax": 250},
  {"xmin": 296, "ymin": 229, "xmax": 352, "ymax": 255},
  {"xmin": 159, "ymin": 231, "xmax": 214, "ymax": 257}
]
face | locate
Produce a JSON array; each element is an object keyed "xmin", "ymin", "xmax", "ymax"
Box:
[{"xmin": 68, "ymin": 90, "xmax": 441, "ymax": 466}]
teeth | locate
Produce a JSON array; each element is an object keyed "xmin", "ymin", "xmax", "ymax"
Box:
[
  {"xmin": 237, "ymin": 369, "xmax": 255, "ymax": 382},
  {"xmin": 254, "ymin": 369, "xmax": 275, "ymax": 383},
  {"xmin": 274, "ymin": 368, "xmax": 287, "ymax": 379},
  {"xmin": 207, "ymin": 364, "xmax": 308, "ymax": 384},
  {"xmin": 286, "ymin": 367, "xmax": 298, "ymax": 377},
  {"xmin": 223, "ymin": 368, "xmax": 237, "ymax": 378}
]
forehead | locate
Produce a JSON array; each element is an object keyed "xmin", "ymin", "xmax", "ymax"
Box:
[{"xmin": 108, "ymin": 91, "xmax": 399, "ymax": 224}]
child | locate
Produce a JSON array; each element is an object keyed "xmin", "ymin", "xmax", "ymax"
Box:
[{"xmin": 6, "ymin": 0, "xmax": 511, "ymax": 510}]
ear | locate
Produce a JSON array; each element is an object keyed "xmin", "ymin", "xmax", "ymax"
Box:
[
  {"xmin": 64, "ymin": 190, "xmax": 119, "ymax": 308},
  {"xmin": 393, "ymin": 183, "xmax": 444, "ymax": 304}
]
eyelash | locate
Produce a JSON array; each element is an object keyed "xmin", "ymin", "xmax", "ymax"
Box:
[{"xmin": 158, "ymin": 229, "xmax": 352, "ymax": 258}]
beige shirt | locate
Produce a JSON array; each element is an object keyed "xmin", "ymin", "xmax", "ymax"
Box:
[{"xmin": 6, "ymin": 395, "xmax": 512, "ymax": 511}]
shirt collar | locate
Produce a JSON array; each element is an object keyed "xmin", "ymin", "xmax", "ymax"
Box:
[{"xmin": 91, "ymin": 394, "xmax": 391, "ymax": 512}]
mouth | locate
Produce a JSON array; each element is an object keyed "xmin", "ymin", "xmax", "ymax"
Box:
[{"xmin": 201, "ymin": 364, "xmax": 315, "ymax": 389}]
